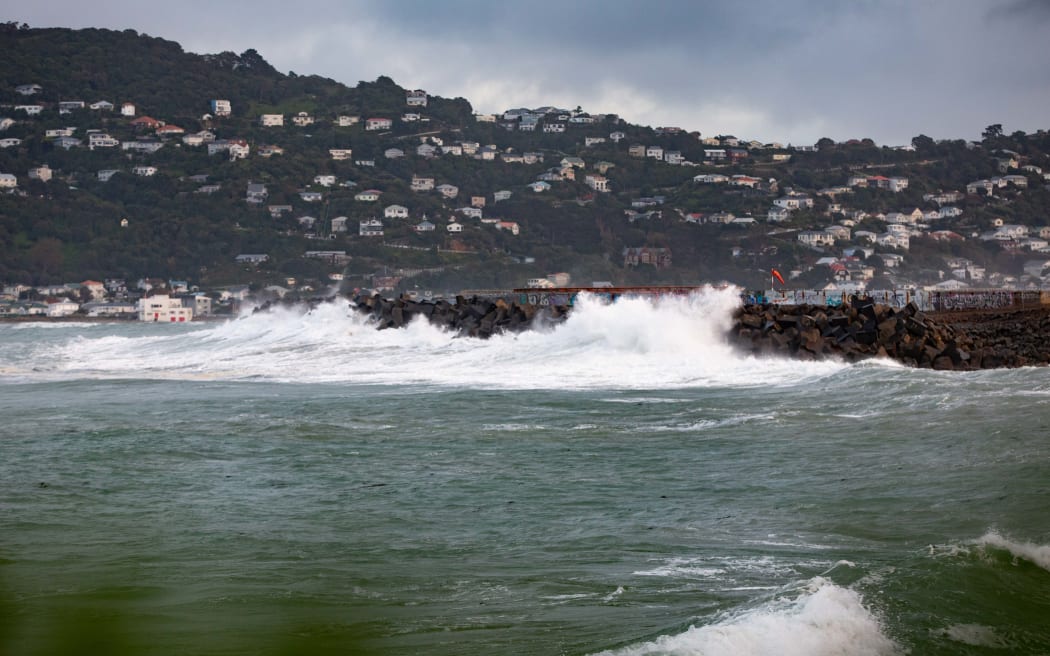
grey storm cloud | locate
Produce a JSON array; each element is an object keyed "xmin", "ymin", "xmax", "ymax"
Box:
[{"xmin": 10, "ymin": 0, "xmax": 1050, "ymax": 144}]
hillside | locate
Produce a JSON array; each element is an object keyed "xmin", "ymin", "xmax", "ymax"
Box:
[{"xmin": 2, "ymin": 23, "xmax": 1050, "ymax": 295}]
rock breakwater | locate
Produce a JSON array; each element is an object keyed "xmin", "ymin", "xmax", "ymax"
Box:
[
  {"xmin": 730, "ymin": 299, "xmax": 1050, "ymax": 370},
  {"xmin": 340, "ymin": 292, "xmax": 1049, "ymax": 370},
  {"xmin": 350, "ymin": 292, "xmax": 569, "ymax": 338}
]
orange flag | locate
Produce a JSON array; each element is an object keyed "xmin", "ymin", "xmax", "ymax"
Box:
[{"xmin": 771, "ymin": 269, "xmax": 785, "ymax": 285}]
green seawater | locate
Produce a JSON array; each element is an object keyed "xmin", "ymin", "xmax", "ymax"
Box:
[{"xmin": 1, "ymin": 309, "xmax": 1049, "ymax": 655}]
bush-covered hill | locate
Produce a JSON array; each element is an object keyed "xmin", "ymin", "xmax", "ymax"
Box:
[{"xmin": 2, "ymin": 23, "xmax": 1049, "ymax": 293}]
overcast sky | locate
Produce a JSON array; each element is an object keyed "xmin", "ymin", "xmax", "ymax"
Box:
[{"xmin": 10, "ymin": 0, "xmax": 1050, "ymax": 145}]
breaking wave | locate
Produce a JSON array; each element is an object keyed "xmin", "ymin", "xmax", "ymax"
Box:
[
  {"xmin": 4, "ymin": 289, "xmax": 850, "ymax": 389},
  {"xmin": 594, "ymin": 577, "xmax": 897, "ymax": 656}
]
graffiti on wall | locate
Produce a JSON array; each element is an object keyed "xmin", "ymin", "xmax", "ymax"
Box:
[{"xmin": 514, "ymin": 286, "xmax": 1046, "ymax": 313}]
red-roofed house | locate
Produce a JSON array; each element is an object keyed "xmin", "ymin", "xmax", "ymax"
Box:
[
  {"xmin": 131, "ymin": 116, "xmax": 163, "ymax": 130},
  {"xmin": 81, "ymin": 280, "xmax": 106, "ymax": 300}
]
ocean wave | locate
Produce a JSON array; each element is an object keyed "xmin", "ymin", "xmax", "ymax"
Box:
[
  {"xmin": 975, "ymin": 531, "xmax": 1050, "ymax": 572},
  {"xmin": 1, "ymin": 292, "xmax": 855, "ymax": 389},
  {"xmin": 928, "ymin": 531, "xmax": 1050, "ymax": 575},
  {"xmin": 593, "ymin": 577, "xmax": 898, "ymax": 656}
]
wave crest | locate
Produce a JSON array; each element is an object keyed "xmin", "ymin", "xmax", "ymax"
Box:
[{"xmin": 594, "ymin": 577, "xmax": 897, "ymax": 656}]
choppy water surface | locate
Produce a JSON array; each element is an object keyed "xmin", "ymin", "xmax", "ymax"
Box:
[{"xmin": 2, "ymin": 291, "xmax": 1049, "ymax": 655}]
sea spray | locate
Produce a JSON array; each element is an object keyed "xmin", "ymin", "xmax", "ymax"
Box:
[{"xmin": 13, "ymin": 290, "xmax": 848, "ymax": 388}]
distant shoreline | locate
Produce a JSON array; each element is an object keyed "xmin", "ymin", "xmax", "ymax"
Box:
[{"xmin": 0, "ymin": 315, "xmax": 232, "ymax": 324}]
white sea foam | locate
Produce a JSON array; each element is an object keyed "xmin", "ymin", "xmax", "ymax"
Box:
[
  {"xmin": 9, "ymin": 290, "xmax": 852, "ymax": 389},
  {"xmin": 593, "ymin": 577, "xmax": 898, "ymax": 656},
  {"xmin": 935, "ymin": 623, "xmax": 1008, "ymax": 648},
  {"xmin": 631, "ymin": 555, "xmax": 825, "ymax": 581}
]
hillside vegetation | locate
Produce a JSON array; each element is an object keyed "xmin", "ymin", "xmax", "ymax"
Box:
[{"xmin": 2, "ymin": 23, "xmax": 1050, "ymax": 294}]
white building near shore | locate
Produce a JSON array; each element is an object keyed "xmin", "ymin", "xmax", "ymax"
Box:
[{"xmin": 137, "ymin": 294, "xmax": 193, "ymax": 322}]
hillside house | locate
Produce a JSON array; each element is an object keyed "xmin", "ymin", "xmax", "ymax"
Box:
[
  {"xmin": 330, "ymin": 216, "xmax": 348, "ymax": 233},
  {"xmin": 260, "ymin": 114, "xmax": 284, "ymax": 126},
  {"xmin": 695, "ymin": 173, "xmax": 729, "ymax": 184},
  {"xmin": 645, "ymin": 146, "xmax": 664, "ymax": 160},
  {"xmin": 826, "ymin": 225, "xmax": 852, "ymax": 240},
  {"xmin": 623, "ymin": 247, "xmax": 672, "ymax": 268},
  {"xmin": 337, "ymin": 115, "xmax": 360, "ymax": 126},
  {"xmin": 329, "ymin": 148, "xmax": 352, "ymax": 160},
  {"xmin": 132, "ymin": 166, "xmax": 157, "ymax": 177},
  {"xmin": 291, "ymin": 112, "xmax": 314, "ymax": 126},
  {"xmin": 90, "ymin": 100, "xmax": 114, "ymax": 111},
  {"xmin": 529, "ymin": 181, "xmax": 551, "ymax": 192},
  {"xmin": 877, "ymin": 232, "xmax": 910, "ymax": 249},
  {"xmin": 729, "ymin": 175, "xmax": 761, "ymax": 188},
  {"xmin": 246, "ymin": 183, "xmax": 269, "ymax": 203},
  {"xmin": 15, "ymin": 84, "xmax": 42, "ymax": 96},
  {"xmin": 211, "ymin": 99, "xmax": 232, "ymax": 116},
  {"xmin": 54, "ymin": 136, "xmax": 81, "ymax": 150},
  {"xmin": 313, "ymin": 175, "xmax": 337, "ymax": 187},
  {"xmin": 494, "ymin": 190, "xmax": 512, "ymax": 202},
  {"xmin": 121, "ymin": 103, "xmax": 136, "ymax": 117},
  {"xmin": 584, "ymin": 174, "xmax": 609, "ymax": 192},
  {"xmin": 384, "ymin": 147, "xmax": 405, "ymax": 159},
  {"xmin": 365, "ymin": 117, "xmax": 393, "ymax": 131},
  {"xmin": 130, "ymin": 116, "xmax": 161, "ymax": 130},
  {"xmin": 411, "ymin": 176, "xmax": 435, "ymax": 191},
  {"xmin": 773, "ymin": 196, "xmax": 814, "ymax": 210},
  {"xmin": 299, "ymin": 191, "xmax": 323, "ymax": 202},
  {"xmin": 447, "ymin": 222, "xmax": 464, "ymax": 233},
  {"xmin": 496, "ymin": 221, "xmax": 520, "ymax": 235},
  {"xmin": 384, "ymin": 204, "xmax": 409, "ymax": 219},
  {"xmin": 27, "ymin": 165, "xmax": 52, "ymax": 182},
  {"xmin": 704, "ymin": 149, "xmax": 727, "ymax": 160},
  {"xmin": 86, "ymin": 133, "xmax": 117, "ymax": 149},
  {"xmin": 436, "ymin": 183, "xmax": 459, "ymax": 199},
  {"xmin": 0, "ymin": 173, "xmax": 17, "ymax": 188},
  {"xmin": 15, "ymin": 105, "xmax": 43, "ymax": 116},
  {"xmin": 359, "ymin": 219, "xmax": 384, "ymax": 237},
  {"xmin": 406, "ymin": 89, "xmax": 428, "ymax": 107},
  {"xmin": 798, "ymin": 230, "xmax": 835, "ymax": 247},
  {"xmin": 767, "ymin": 206, "xmax": 791, "ymax": 222},
  {"xmin": 354, "ymin": 189, "xmax": 381, "ymax": 202},
  {"xmin": 123, "ymin": 140, "xmax": 164, "ymax": 153}
]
